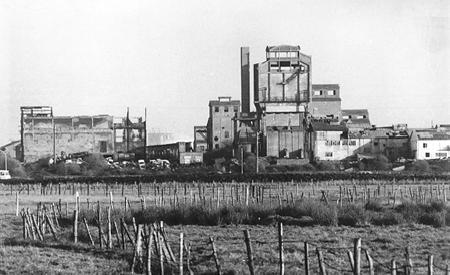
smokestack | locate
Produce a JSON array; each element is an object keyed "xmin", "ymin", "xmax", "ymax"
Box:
[{"xmin": 240, "ymin": 47, "xmax": 250, "ymax": 113}]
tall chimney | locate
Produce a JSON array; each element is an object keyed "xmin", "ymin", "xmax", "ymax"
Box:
[{"xmin": 240, "ymin": 47, "xmax": 250, "ymax": 113}]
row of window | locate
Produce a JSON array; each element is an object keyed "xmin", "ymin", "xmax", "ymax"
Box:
[
  {"xmin": 425, "ymin": 152, "xmax": 447, "ymax": 158},
  {"xmin": 214, "ymin": 106, "xmax": 239, "ymax": 113},
  {"xmin": 313, "ymin": 90, "xmax": 336, "ymax": 96}
]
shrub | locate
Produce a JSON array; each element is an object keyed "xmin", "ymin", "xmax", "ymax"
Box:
[
  {"xmin": 338, "ymin": 204, "xmax": 366, "ymax": 226},
  {"xmin": 315, "ymin": 161, "xmax": 340, "ymax": 171},
  {"xmin": 419, "ymin": 212, "xmax": 445, "ymax": 227},
  {"xmin": 365, "ymin": 200, "xmax": 384, "ymax": 212},
  {"xmin": 408, "ymin": 160, "xmax": 430, "ymax": 173},
  {"xmin": 371, "ymin": 211, "xmax": 404, "ymax": 226},
  {"xmin": 0, "ymin": 154, "xmax": 27, "ymax": 177}
]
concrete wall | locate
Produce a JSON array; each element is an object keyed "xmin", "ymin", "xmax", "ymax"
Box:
[
  {"xmin": 266, "ymin": 127, "xmax": 304, "ymax": 158},
  {"xmin": 23, "ymin": 116, "xmax": 115, "ymax": 162},
  {"xmin": 309, "ymin": 100, "xmax": 341, "ymax": 119}
]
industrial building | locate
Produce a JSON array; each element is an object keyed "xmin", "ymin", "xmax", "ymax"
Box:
[
  {"xmin": 254, "ymin": 45, "xmax": 311, "ymax": 159},
  {"xmin": 193, "ymin": 126, "xmax": 208, "ymax": 152},
  {"xmin": 309, "ymin": 84, "xmax": 341, "ymax": 120},
  {"xmin": 207, "ymin": 97, "xmax": 240, "ymax": 150},
  {"xmin": 20, "ymin": 106, "xmax": 145, "ymax": 163}
]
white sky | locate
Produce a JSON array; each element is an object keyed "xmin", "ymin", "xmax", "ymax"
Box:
[{"xmin": 0, "ymin": 0, "xmax": 449, "ymax": 145}]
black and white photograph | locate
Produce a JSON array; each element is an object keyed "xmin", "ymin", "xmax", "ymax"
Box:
[{"xmin": 0, "ymin": 0, "xmax": 449, "ymax": 274}]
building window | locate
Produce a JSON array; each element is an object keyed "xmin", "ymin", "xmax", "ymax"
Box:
[
  {"xmin": 215, "ymin": 144, "xmax": 219, "ymax": 149},
  {"xmin": 224, "ymin": 131, "xmax": 229, "ymax": 138},
  {"xmin": 233, "ymin": 106, "xmax": 239, "ymax": 112},
  {"xmin": 313, "ymin": 90, "xmax": 323, "ymax": 96},
  {"xmin": 325, "ymin": 152, "xmax": 333, "ymax": 157},
  {"xmin": 425, "ymin": 152, "xmax": 430, "ymax": 158},
  {"xmin": 100, "ymin": 141, "xmax": 107, "ymax": 153},
  {"xmin": 436, "ymin": 152, "xmax": 447, "ymax": 158},
  {"xmin": 214, "ymin": 136, "xmax": 219, "ymax": 142},
  {"xmin": 327, "ymin": 90, "xmax": 336, "ymax": 96},
  {"xmin": 224, "ymin": 106, "xmax": 229, "ymax": 112},
  {"xmin": 214, "ymin": 106, "xmax": 219, "ymax": 112},
  {"xmin": 423, "ymin": 143, "xmax": 427, "ymax": 148}
]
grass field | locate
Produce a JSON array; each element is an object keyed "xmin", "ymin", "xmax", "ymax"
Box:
[{"xmin": 1, "ymin": 180, "xmax": 449, "ymax": 274}]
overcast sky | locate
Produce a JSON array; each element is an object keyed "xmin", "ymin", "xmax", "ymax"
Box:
[{"xmin": 0, "ymin": 0, "xmax": 449, "ymax": 145}]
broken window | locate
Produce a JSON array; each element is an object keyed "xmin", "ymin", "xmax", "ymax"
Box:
[
  {"xmin": 214, "ymin": 106, "xmax": 219, "ymax": 112},
  {"xmin": 224, "ymin": 106, "xmax": 229, "ymax": 112},
  {"xmin": 233, "ymin": 106, "xmax": 239, "ymax": 113}
]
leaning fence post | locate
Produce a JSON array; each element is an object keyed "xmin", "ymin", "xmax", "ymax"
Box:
[
  {"xmin": 146, "ymin": 226, "xmax": 154, "ymax": 275},
  {"xmin": 73, "ymin": 210, "xmax": 78, "ymax": 243},
  {"xmin": 317, "ymin": 249, "xmax": 326, "ymax": 275},
  {"xmin": 347, "ymin": 250, "xmax": 354, "ymax": 272},
  {"xmin": 428, "ymin": 255, "xmax": 433, "ymax": 275},
  {"xmin": 210, "ymin": 236, "xmax": 222, "ymax": 275},
  {"xmin": 83, "ymin": 218, "xmax": 95, "ymax": 245},
  {"xmin": 304, "ymin": 242, "xmax": 309, "ymax": 275},
  {"xmin": 243, "ymin": 230, "xmax": 255, "ymax": 275},
  {"xmin": 131, "ymin": 224, "xmax": 143, "ymax": 273},
  {"xmin": 354, "ymin": 238, "xmax": 361, "ymax": 275},
  {"xmin": 365, "ymin": 249, "xmax": 374, "ymax": 275},
  {"xmin": 278, "ymin": 222, "xmax": 284, "ymax": 275}
]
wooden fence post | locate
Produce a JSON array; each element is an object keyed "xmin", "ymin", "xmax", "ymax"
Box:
[
  {"xmin": 365, "ymin": 249, "xmax": 374, "ymax": 275},
  {"xmin": 210, "ymin": 236, "xmax": 222, "ymax": 275},
  {"xmin": 428, "ymin": 255, "xmax": 433, "ymax": 275},
  {"xmin": 107, "ymin": 207, "xmax": 112, "ymax": 249},
  {"xmin": 131, "ymin": 224, "xmax": 143, "ymax": 273},
  {"xmin": 83, "ymin": 218, "xmax": 95, "ymax": 245},
  {"xmin": 391, "ymin": 259, "xmax": 397, "ymax": 275},
  {"xmin": 98, "ymin": 203, "xmax": 102, "ymax": 248},
  {"xmin": 317, "ymin": 249, "xmax": 326, "ymax": 275},
  {"xmin": 278, "ymin": 222, "xmax": 284, "ymax": 275},
  {"xmin": 15, "ymin": 192, "xmax": 19, "ymax": 216},
  {"xmin": 405, "ymin": 247, "xmax": 413, "ymax": 275},
  {"xmin": 304, "ymin": 242, "xmax": 309, "ymax": 275},
  {"xmin": 179, "ymin": 232, "xmax": 184, "ymax": 275},
  {"xmin": 354, "ymin": 238, "xmax": 361, "ymax": 275},
  {"xmin": 73, "ymin": 210, "xmax": 78, "ymax": 243},
  {"xmin": 146, "ymin": 226, "xmax": 154, "ymax": 275},
  {"xmin": 243, "ymin": 230, "xmax": 255, "ymax": 275}
]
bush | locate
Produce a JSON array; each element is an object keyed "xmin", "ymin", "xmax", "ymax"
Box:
[
  {"xmin": 0, "ymin": 154, "xmax": 27, "ymax": 177},
  {"xmin": 338, "ymin": 204, "xmax": 366, "ymax": 226},
  {"xmin": 365, "ymin": 200, "xmax": 384, "ymax": 212},
  {"xmin": 408, "ymin": 160, "xmax": 430, "ymax": 173},
  {"xmin": 371, "ymin": 211, "xmax": 404, "ymax": 226},
  {"xmin": 419, "ymin": 212, "xmax": 445, "ymax": 227},
  {"xmin": 315, "ymin": 161, "xmax": 340, "ymax": 171}
]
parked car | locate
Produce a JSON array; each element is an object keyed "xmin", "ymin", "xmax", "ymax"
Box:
[{"xmin": 0, "ymin": 170, "xmax": 11, "ymax": 180}]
